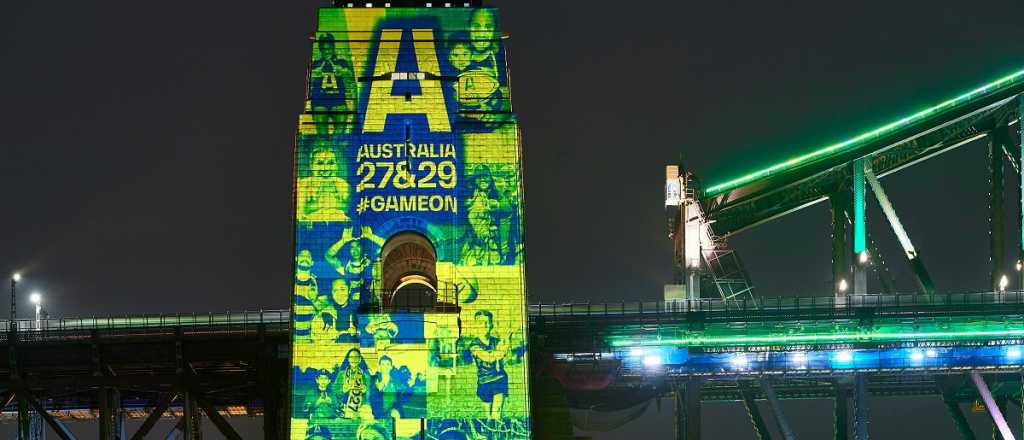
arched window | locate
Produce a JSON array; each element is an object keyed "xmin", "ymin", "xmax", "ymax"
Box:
[{"xmin": 380, "ymin": 232, "xmax": 438, "ymax": 310}]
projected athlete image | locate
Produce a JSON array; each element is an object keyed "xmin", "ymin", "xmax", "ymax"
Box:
[{"xmin": 290, "ymin": 7, "xmax": 528, "ymax": 439}]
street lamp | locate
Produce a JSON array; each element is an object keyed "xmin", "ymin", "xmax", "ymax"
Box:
[
  {"xmin": 10, "ymin": 273, "xmax": 20, "ymax": 323},
  {"xmin": 29, "ymin": 292, "xmax": 41, "ymax": 330}
]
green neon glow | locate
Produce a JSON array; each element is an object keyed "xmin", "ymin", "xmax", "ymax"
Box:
[
  {"xmin": 610, "ymin": 328, "xmax": 1024, "ymax": 348},
  {"xmin": 1019, "ymin": 98, "xmax": 1024, "ymax": 253},
  {"xmin": 704, "ymin": 68, "xmax": 1024, "ymax": 196},
  {"xmin": 853, "ymin": 159, "xmax": 866, "ymax": 253}
]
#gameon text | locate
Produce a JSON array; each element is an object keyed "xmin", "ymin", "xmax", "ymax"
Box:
[{"xmin": 356, "ymin": 194, "xmax": 459, "ymax": 214}]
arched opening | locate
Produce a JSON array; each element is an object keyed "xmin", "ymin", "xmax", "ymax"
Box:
[{"xmin": 380, "ymin": 232, "xmax": 438, "ymax": 310}]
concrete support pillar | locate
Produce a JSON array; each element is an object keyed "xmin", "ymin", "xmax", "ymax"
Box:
[{"xmin": 853, "ymin": 374, "xmax": 869, "ymax": 440}]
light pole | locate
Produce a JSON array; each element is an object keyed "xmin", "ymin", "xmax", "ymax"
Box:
[
  {"xmin": 10, "ymin": 273, "xmax": 20, "ymax": 324},
  {"xmin": 29, "ymin": 293, "xmax": 41, "ymax": 331}
]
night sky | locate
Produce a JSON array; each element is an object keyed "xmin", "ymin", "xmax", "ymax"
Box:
[{"xmin": 3, "ymin": 0, "xmax": 1024, "ymax": 438}]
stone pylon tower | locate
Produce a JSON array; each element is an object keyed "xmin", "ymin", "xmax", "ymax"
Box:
[{"xmin": 289, "ymin": 3, "xmax": 530, "ymax": 439}]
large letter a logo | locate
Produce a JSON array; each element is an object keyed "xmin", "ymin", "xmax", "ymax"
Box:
[{"xmin": 363, "ymin": 29, "xmax": 451, "ymax": 133}]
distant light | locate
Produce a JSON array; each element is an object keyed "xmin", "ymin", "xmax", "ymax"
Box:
[
  {"xmin": 642, "ymin": 355, "xmax": 663, "ymax": 368},
  {"xmin": 1007, "ymin": 347, "xmax": 1022, "ymax": 360},
  {"xmin": 731, "ymin": 353, "xmax": 749, "ymax": 369},
  {"xmin": 859, "ymin": 251, "xmax": 869, "ymax": 264},
  {"xmin": 29, "ymin": 293, "xmax": 41, "ymax": 305},
  {"xmin": 925, "ymin": 349, "xmax": 938, "ymax": 358},
  {"xmin": 835, "ymin": 351, "xmax": 854, "ymax": 363},
  {"xmin": 12, "ymin": 273, "xmax": 20, "ymax": 282},
  {"xmin": 629, "ymin": 348, "xmax": 645, "ymax": 357},
  {"xmin": 999, "ymin": 274, "xmax": 1009, "ymax": 292},
  {"xmin": 790, "ymin": 351, "xmax": 808, "ymax": 369},
  {"xmin": 838, "ymin": 279, "xmax": 848, "ymax": 292},
  {"xmin": 1017, "ymin": 260, "xmax": 1023, "ymax": 272},
  {"xmin": 909, "ymin": 350, "xmax": 924, "ymax": 361}
]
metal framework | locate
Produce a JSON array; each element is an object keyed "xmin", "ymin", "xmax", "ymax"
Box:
[{"xmin": 0, "ymin": 312, "xmax": 290, "ymax": 439}]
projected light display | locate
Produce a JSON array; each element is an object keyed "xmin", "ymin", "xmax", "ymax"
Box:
[{"xmin": 290, "ymin": 6, "xmax": 529, "ymax": 440}]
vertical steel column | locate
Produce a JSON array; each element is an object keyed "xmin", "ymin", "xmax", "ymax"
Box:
[
  {"xmin": 969, "ymin": 371, "xmax": 1015, "ymax": 439},
  {"xmin": 674, "ymin": 384, "xmax": 685, "ymax": 440},
  {"xmin": 19, "ymin": 397, "xmax": 31, "ymax": 440},
  {"xmin": 675, "ymin": 380, "xmax": 702, "ymax": 440},
  {"xmin": 831, "ymin": 193, "xmax": 849, "ymax": 298},
  {"xmin": 1018, "ymin": 98, "xmax": 1024, "ymax": 289},
  {"xmin": 852, "ymin": 159, "xmax": 867, "ymax": 295},
  {"xmin": 686, "ymin": 379, "xmax": 702, "ymax": 440},
  {"xmin": 834, "ymin": 387, "xmax": 849, "ymax": 440},
  {"xmin": 100, "ymin": 387, "xmax": 112, "ymax": 440},
  {"xmin": 941, "ymin": 396, "xmax": 976, "ymax": 440},
  {"xmin": 182, "ymin": 391, "xmax": 202, "ymax": 440},
  {"xmin": 760, "ymin": 378, "xmax": 796, "ymax": 440},
  {"xmin": 991, "ymin": 131, "xmax": 1006, "ymax": 291},
  {"xmin": 853, "ymin": 374, "xmax": 869, "ymax": 440},
  {"xmin": 740, "ymin": 385, "xmax": 772, "ymax": 440}
]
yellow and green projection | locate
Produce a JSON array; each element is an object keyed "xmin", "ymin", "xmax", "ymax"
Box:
[{"xmin": 291, "ymin": 6, "xmax": 529, "ymax": 440}]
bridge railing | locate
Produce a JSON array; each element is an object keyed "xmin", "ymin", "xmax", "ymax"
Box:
[
  {"xmin": 1, "ymin": 291, "xmax": 1022, "ymax": 333},
  {"xmin": 529, "ymin": 291, "xmax": 1024, "ymax": 316},
  {"xmin": 0, "ymin": 309, "xmax": 291, "ymax": 334}
]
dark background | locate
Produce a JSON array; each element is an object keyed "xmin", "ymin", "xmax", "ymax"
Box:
[{"xmin": 3, "ymin": 1, "xmax": 1024, "ymax": 437}]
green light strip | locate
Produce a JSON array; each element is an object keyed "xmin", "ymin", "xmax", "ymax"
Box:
[
  {"xmin": 610, "ymin": 328, "xmax": 1024, "ymax": 348},
  {"xmin": 853, "ymin": 159, "xmax": 866, "ymax": 253},
  {"xmin": 703, "ymin": 68, "xmax": 1024, "ymax": 196}
]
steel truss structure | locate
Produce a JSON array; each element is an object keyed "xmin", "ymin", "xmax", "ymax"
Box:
[
  {"xmin": 639, "ymin": 68, "xmax": 1024, "ymax": 438},
  {"xmin": 0, "ymin": 312, "xmax": 290, "ymax": 439}
]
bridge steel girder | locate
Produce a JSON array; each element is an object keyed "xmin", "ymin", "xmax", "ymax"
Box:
[
  {"xmin": 740, "ymin": 383, "xmax": 773, "ymax": 440},
  {"xmin": 674, "ymin": 379, "xmax": 702, "ymax": 440},
  {"xmin": 969, "ymin": 371, "xmax": 1015, "ymax": 440},
  {"xmin": 834, "ymin": 386, "xmax": 849, "ymax": 440},
  {"xmin": 864, "ymin": 165, "xmax": 935, "ymax": 296},
  {"xmin": 701, "ymin": 95, "xmax": 1016, "ymax": 239},
  {"xmin": 830, "ymin": 190, "xmax": 849, "ymax": 298},
  {"xmin": 1018, "ymin": 97, "xmax": 1024, "ymax": 290},
  {"xmin": 852, "ymin": 159, "xmax": 868, "ymax": 295},
  {"xmin": 130, "ymin": 390, "xmax": 177, "ymax": 440},
  {"xmin": 853, "ymin": 374, "xmax": 869, "ymax": 440},
  {"xmin": 18, "ymin": 396, "xmax": 31, "ymax": 440},
  {"xmin": 182, "ymin": 390, "xmax": 202, "ymax": 440},
  {"xmin": 760, "ymin": 378, "xmax": 797, "ymax": 440},
  {"xmin": 21, "ymin": 390, "xmax": 76, "ymax": 440},
  {"xmin": 938, "ymin": 375, "xmax": 976, "ymax": 440},
  {"xmin": 991, "ymin": 128, "xmax": 1008, "ymax": 292},
  {"xmin": 194, "ymin": 394, "xmax": 242, "ymax": 440},
  {"xmin": 941, "ymin": 397, "xmax": 975, "ymax": 440}
]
